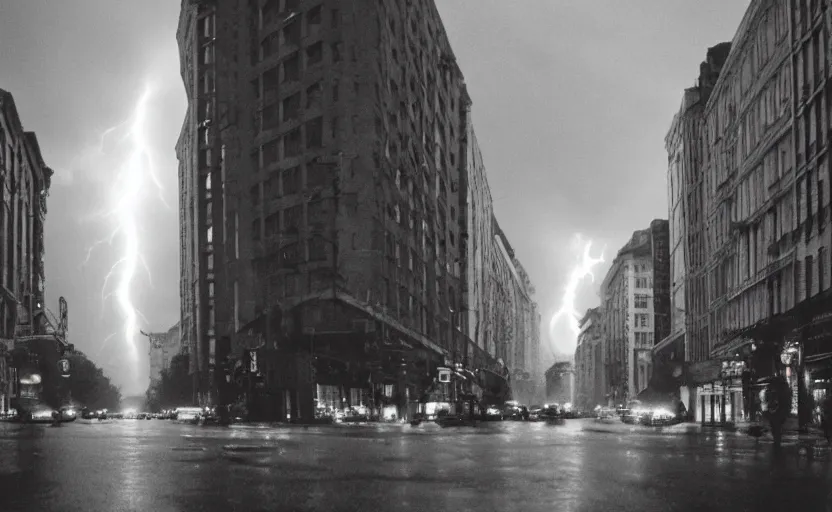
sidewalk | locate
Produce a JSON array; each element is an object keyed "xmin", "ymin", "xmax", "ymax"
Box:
[{"xmin": 579, "ymin": 417, "xmax": 830, "ymax": 444}]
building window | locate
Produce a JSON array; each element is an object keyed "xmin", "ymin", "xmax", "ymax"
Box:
[
  {"xmin": 331, "ymin": 116, "xmax": 339, "ymax": 140},
  {"xmin": 207, "ymin": 253, "xmax": 214, "ymax": 271},
  {"xmin": 208, "ymin": 282, "xmax": 215, "ymax": 298},
  {"xmin": 206, "ymin": 226, "xmax": 213, "ymax": 244},
  {"xmin": 819, "ymin": 247, "xmax": 827, "ymax": 291},
  {"xmin": 308, "ymin": 236, "xmax": 327, "ymax": 261},
  {"xmin": 282, "ymin": 93, "xmax": 300, "ymax": 121},
  {"xmin": 331, "ymin": 8, "xmax": 339, "ymax": 29},
  {"xmin": 284, "ymin": 129, "xmax": 302, "ymax": 158},
  {"xmin": 306, "ymin": 82, "xmax": 323, "ymax": 109},
  {"xmin": 634, "ymin": 294, "xmax": 649, "ymax": 308},
  {"xmin": 284, "ymin": 204, "xmax": 303, "ymax": 232},
  {"xmin": 306, "ymin": 42, "xmax": 323, "ymax": 67},
  {"xmin": 283, "ymin": 17, "xmax": 301, "ymax": 46},
  {"xmin": 635, "ymin": 277, "xmax": 648, "ymax": 289},
  {"xmin": 283, "ymin": 166, "xmax": 301, "ymax": 195},
  {"xmin": 252, "ymin": 218, "xmax": 261, "ymax": 241},
  {"xmin": 806, "ymin": 255, "xmax": 814, "ymax": 299},
  {"xmin": 307, "ymin": 6, "xmax": 322, "ymax": 27},
  {"xmin": 283, "ymin": 53, "xmax": 300, "ymax": 83},
  {"xmin": 305, "ymin": 117, "xmax": 323, "ymax": 148}
]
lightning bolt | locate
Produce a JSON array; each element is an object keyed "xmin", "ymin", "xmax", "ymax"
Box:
[
  {"xmin": 549, "ymin": 235, "xmax": 605, "ymax": 355},
  {"xmin": 81, "ymin": 83, "xmax": 164, "ymax": 387}
]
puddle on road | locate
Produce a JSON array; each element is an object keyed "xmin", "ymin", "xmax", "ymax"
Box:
[{"xmin": 221, "ymin": 444, "xmax": 281, "ymax": 453}]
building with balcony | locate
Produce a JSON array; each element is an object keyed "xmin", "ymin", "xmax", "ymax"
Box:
[
  {"xmin": 176, "ymin": 0, "xmax": 537, "ymax": 420},
  {"xmin": 0, "ymin": 89, "xmax": 55, "ymax": 414},
  {"xmin": 599, "ymin": 220, "xmax": 670, "ymax": 404}
]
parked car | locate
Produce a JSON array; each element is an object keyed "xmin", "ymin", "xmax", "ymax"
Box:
[{"xmin": 528, "ymin": 405, "xmax": 544, "ymax": 421}]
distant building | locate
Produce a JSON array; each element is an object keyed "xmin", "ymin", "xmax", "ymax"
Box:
[
  {"xmin": 545, "ymin": 361, "xmax": 574, "ymax": 406},
  {"xmin": 148, "ymin": 322, "xmax": 184, "ymax": 385},
  {"xmin": 574, "ymin": 307, "xmax": 604, "ymax": 410},
  {"xmin": 600, "ymin": 220, "xmax": 670, "ymax": 404}
]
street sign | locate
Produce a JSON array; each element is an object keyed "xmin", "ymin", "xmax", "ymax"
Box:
[
  {"xmin": 58, "ymin": 358, "xmax": 70, "ymax": 378},
  {"xmin": 249, "ymin": 350, "xmax": 258, "ymax": 374}
]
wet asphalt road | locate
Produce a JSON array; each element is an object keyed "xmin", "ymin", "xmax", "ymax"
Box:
[{"xmin": 1, "ymin": 419, "xmax": 831, "ymax": 512}]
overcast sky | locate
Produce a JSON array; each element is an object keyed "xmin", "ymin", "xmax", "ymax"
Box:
[{"xmin": 0, "ymin": 0, "xmax": 749, "ymax": 395}]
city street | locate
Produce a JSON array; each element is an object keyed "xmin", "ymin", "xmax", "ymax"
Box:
[{"xmin": 1, "ymin": 419, "xmax": 831, "ymax": 512}]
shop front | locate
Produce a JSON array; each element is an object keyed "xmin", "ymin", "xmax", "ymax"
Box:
[
  {"xmin": 695, "ymin": 360, "xmax": 747, "ymax": 425},
  {"xmin": 800, "ymin": 309, "xmax": 832, "ymax": 426}
]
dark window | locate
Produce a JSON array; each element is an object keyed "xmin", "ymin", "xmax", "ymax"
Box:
[
  {"xmin": 307, "ymin": 6, "xmax": 322, "ymax": 26},
  {"xmin": 305, "ymin": 117, "xmax": 323, "ymax": 148},
  {"xmin": 282, "ymin": 53, "xmax": 300, "ymax": 83},
  {"xmin": 283, "ymin": 166, "xmax": 301, "ymax": 195},
  {"xmin": 262, "ymin": 103, "xmax": 279, "ymax": 130},
  {"xmin": 331, "ymin": 116, "xmax": 339, "ymax": 140},
  {"xmin": 265, "ymin": 213, "xmax": 279, "ymax": 236},
  {"xmin": 264, "ymin": 65, "xmax": 280, "ymax": 92},
  {"xmin": 306, "ymin": 42, "xmax": 323, "ymax": 67},
  {"xmin": 308, "ymin": 236, "xmax": 327, "ymax": 261},
  {"xmin": 263, "ymin": 139, "xmax": 280, "ymax": 167},
  {"xmin": 284, "ymin": 129, "xmax": 302, "ymax": 158},
  {"xmin": 283, "ymin": 18, "xmax": 301, "ymax": 46},
  {"xmin": 252, "ymin": 218, "xmax": 261, "ymax": 241},
  {"xmin": 284, "ymin": 205, "xmax": 303, "ymax": 232},
  {"xmin": 331, "ymin": 42, "xmax": 342, "ymax": 63},
  {"xmin": 281, "ymin": 242, "xmax": 301, "ymax": 267},
  {"xmin": 306, "ymin": 82, "xmax": 323, "ymax": 109},
  {"xmin": 282, "ymin": 93, "xmax": 300, "ymax": 122},
  {"xmin": 331, "ymin": 9, "xmax": 340, "ymax": 29}
]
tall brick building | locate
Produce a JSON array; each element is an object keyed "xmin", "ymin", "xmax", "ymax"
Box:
[
  {"xmin": 177, "ymin": 0, "xmax": 538, "ymax": 419},
  {"xmin": 665, "ymin": 0, "xmax": 832, "ymax": 427},
  {"xmin": 0, "ymin": 89, "xmax": 58, "ymax": 413}
]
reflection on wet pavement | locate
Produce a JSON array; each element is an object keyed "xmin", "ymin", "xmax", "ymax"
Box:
[{"xmin": 0, "ymin": 419, "xmax": 830, "ymax": 511}]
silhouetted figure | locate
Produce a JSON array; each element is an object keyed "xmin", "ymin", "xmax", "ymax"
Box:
[
  {"xmin": 764, "ymin": 376, "xmax": 791, "ymax": 448},
  {"xmin": 821, "ymin": 394, "xmax": 832, "ymax": 445},
  {"xmin": 677, "ymin": 400, "xmax": 687, "ymax": 422}
]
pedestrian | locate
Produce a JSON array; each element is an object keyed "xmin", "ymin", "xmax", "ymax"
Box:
[
  {"xmin": 764, "ymin": 376, "xmax": 791, "ymax": 447},
  {"xmin": 676, "ymin": 400, "xmax": 687, "ymax": 422},
  {"xmin": 821, "ymin": 393, "xmax": 832, "ymax": 445}
]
